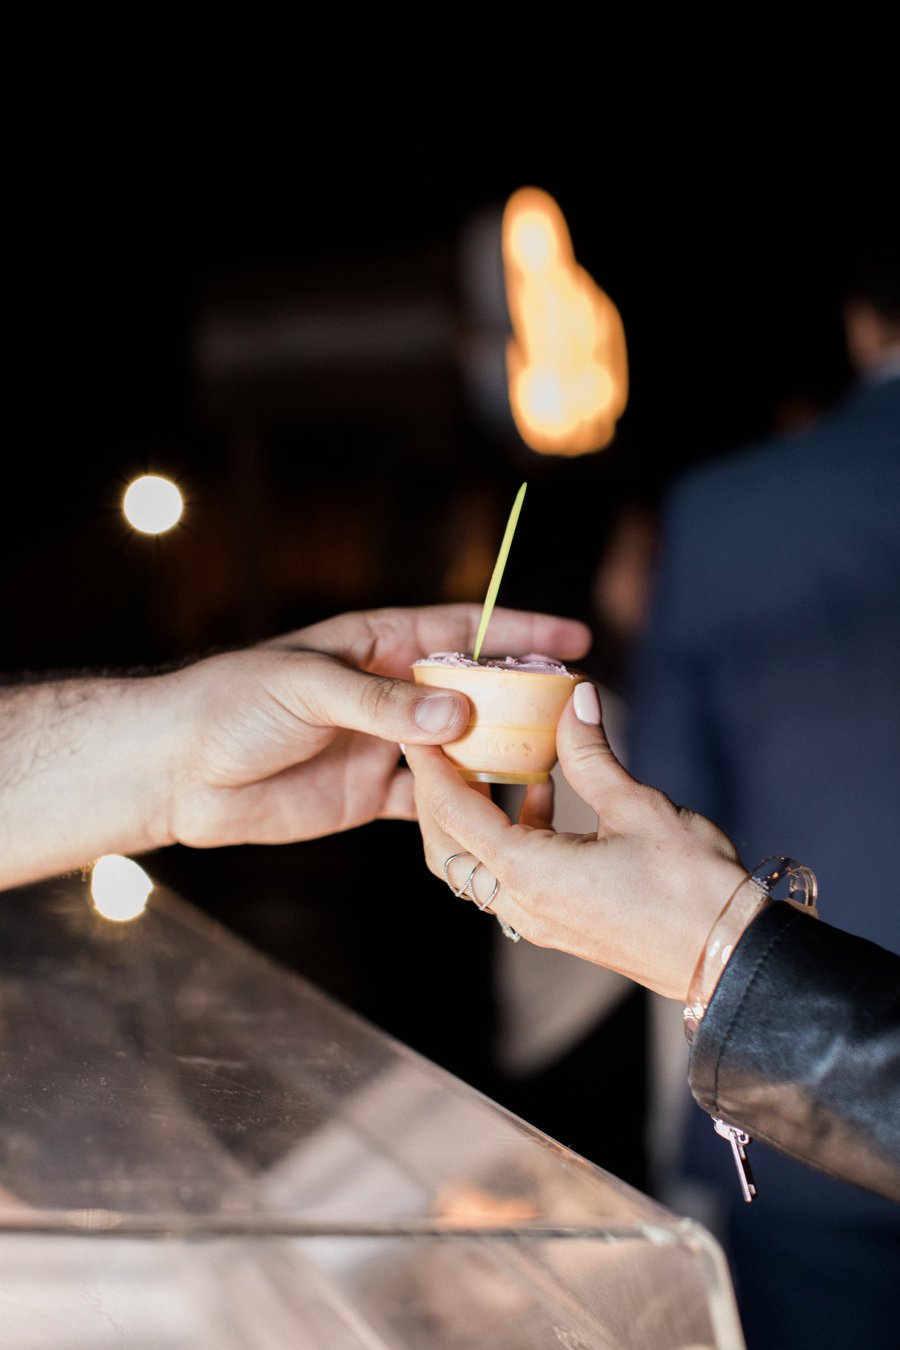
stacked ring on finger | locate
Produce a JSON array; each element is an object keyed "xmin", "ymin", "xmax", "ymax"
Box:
[
  {"xmin": 442, "ymin": 852, "xmax": 498, "ymax": 909},
  {"xmin": 442, "ymin": 853, "xmax": 519, "ymax": 940}
]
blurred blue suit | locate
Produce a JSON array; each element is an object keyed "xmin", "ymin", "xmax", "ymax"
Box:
[{"xmin": 629, "ymin": 368, "xmax": 900, "ymax": 1349}]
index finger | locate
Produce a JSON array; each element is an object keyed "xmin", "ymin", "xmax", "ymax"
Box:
[
  {"xmin": 405, "ymin": 743, "xmax": 515, "ymax": 876},
  {"xmin": 270, "ymin": 605, "xmax": 592, "ymax": 678},
  {"xmin": 458, "ymin": 606, "xmax": 592, "ymax": 664}
]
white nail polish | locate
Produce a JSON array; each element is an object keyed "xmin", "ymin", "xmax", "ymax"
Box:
[{"xmin": 574, "ymin": 681, "xmax": 601, "ymax": 725}]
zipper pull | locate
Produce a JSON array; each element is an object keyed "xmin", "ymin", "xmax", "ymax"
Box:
[{"xmin": 713, "ymin": 1118, "xmax": 758, "ymax": 1203}]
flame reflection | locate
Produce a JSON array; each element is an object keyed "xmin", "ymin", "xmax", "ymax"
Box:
[{"xmin": 502, "ymin": 187, "xmax": 628, "ymax": 456}]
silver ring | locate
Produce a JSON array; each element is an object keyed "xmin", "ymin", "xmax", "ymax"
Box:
[
  {"xmin": 498, "ymin": 919, "xmax": 521, "ymax": 943},
  {"xmin": 455, "ymin": 864, "xmax": 480, "ymax": 899},
  {"xmin": 475, "ymin": 877, "xmax": 500, "ymax": 912},
  {"xmin": 443, "ymin": 852, "xmax": 476, "ymax": 897},
  {"xmin": 443, "ymin": 853, "xmax": 502, "ymax": 913}
]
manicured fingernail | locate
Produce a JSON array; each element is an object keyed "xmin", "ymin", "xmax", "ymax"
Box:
[
  {"xmin": 574, "ymin": 681, "xmax": 601, "ymax": 725},
  {"xmin": 415, "ymin": 695, "xmax": 463, "ymax": 734}
]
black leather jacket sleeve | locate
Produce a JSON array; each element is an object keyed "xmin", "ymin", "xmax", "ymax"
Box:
[{"xmin": 688, "ymin": 903, "xmax": 900, "ymax": 1203}]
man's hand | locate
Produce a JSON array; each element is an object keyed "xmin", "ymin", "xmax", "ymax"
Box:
[
  {"xmin": 162, "ymin": 604, "xmax": 590, "ymax": 847},
  {"xmin": 0, "ymin": 604, "xmax": 591, "ymax": 888}
]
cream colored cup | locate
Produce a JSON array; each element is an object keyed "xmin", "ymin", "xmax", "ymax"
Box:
[{"xmin": 412, "ymin": 662, "xmax": 584, "ymax": 785}]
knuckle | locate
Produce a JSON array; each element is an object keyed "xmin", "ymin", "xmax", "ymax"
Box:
[
  {"xmin": 643, "ymin": 783, "xmax": 674, "ymax": 813},
  {"xmin": 425, "ymin": 785, "xmax": 457, "ymax": 834},
  {"xmin": 628, "ymin": 782, "xmax": 673, "ymax": 822},
  {"xmin": 565, "ymin": 740, "xmax": 604, "ymax": 774},
  {"xmin": 362, "ymin": 674, "xmax": 402, "ymax": 723},
  {"xmin": 688, "ymin": 811, "xmax": 739, "ymax": 858},
  {"xmin": 497, "ymin": 831, "xmax": 528, "ymax": 891}
]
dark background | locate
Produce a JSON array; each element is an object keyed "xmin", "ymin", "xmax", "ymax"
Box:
[
  {"xmin": 3, "ymin": 55, "xmax": 895, "ymax": 1183},
  {"xmin": 3, "ymin": 103, "xmax": 868, "ymax": 672}
]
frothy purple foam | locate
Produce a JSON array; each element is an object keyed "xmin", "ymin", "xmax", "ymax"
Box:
[{"xmin": 413, "ymin": 652, "xmax": 575, "ymax": 676}]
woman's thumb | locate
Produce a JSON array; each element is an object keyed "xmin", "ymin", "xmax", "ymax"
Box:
[{"xmin": 556, "ymin": 681, "xmax": 635, "ymax": 810}]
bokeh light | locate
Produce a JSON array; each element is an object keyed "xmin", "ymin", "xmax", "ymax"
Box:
[
  {"xmin": 90, "ymin": 854, "xmax": 153, "ymax": 922},
  {"xmin": 502, "ymin": 186, "xmax": 629, "ymax": 456},
  {"xmin": 123, "ymin": 475, "xmax": 184, "ymax": 534}
]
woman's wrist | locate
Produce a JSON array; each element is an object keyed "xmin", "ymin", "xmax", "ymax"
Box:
[
  {"xmin": 683, "ymin": 872, "xmax": 771, "ymax": 1040},
  {"xmin": 683, "ymin": 856, "xmax": 819, "ymax": 1042}
]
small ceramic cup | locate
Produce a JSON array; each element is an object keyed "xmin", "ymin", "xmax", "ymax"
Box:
[{"xmin": 412, "ymin": 661, "xmax": 583, "ymax": 785}]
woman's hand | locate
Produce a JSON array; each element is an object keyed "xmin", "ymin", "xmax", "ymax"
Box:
[{"xmin": 407, "ymin": 680, "xmax": 745, "ymax": 1001}]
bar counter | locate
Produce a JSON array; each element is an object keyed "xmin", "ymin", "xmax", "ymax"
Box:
[{"xmin": 0, "ymin": 877, "xmax": 745, "ymax": 1348}]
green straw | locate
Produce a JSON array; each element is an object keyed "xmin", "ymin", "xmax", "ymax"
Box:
[{"xmin": 472, "ymin": 482, "xmax": 528, "ymax": 662}]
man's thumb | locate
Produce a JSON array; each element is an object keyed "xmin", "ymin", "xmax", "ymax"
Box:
[
  {"xmin": 556, "ymin": 681, "xmax": 635, "ymax": 809},
  {"xmin": 298, "ymin": 658, "xmax": 470, "ymax": 745}
]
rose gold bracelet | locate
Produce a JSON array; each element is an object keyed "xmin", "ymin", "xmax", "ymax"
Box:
[{"xmin": 683, "ymin": 856, "xmax": 819, "ymax": 1044}]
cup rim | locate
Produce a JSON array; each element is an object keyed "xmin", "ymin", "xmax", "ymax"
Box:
[{"xmin": 412, "ymin": 662, "xmax": 581, "ymax": 680}]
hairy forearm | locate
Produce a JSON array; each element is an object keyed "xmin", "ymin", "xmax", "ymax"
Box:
[{"xmin": 0, "ymin": 678, "xmax": 177, "ymax": 889}]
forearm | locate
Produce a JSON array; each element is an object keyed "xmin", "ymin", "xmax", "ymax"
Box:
[
  {"xmin": 689, "ymin": 904, "xmax": 900, "ymax": 1202},
  {"xmin": 0, "ymin": 677, "xmax": 177, "ymax": 889}
]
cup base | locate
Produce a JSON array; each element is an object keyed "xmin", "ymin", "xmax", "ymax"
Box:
[{"xmin": 459, "ymin": 768, "xmax": 550, "ymax": 786}]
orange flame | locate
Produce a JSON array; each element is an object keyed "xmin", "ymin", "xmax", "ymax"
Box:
[{"xmin": 502, "ymin": 187, "xmax": 628, "ymax": 456}]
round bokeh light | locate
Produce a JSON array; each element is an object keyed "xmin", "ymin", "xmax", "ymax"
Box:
[
  {"xmin": 91, "ymin": 854, "xmax": 153, "ymax": 922},
  {"xmin": 123, "ymin": 475, "xmax": 184, "ymax": 534}
]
